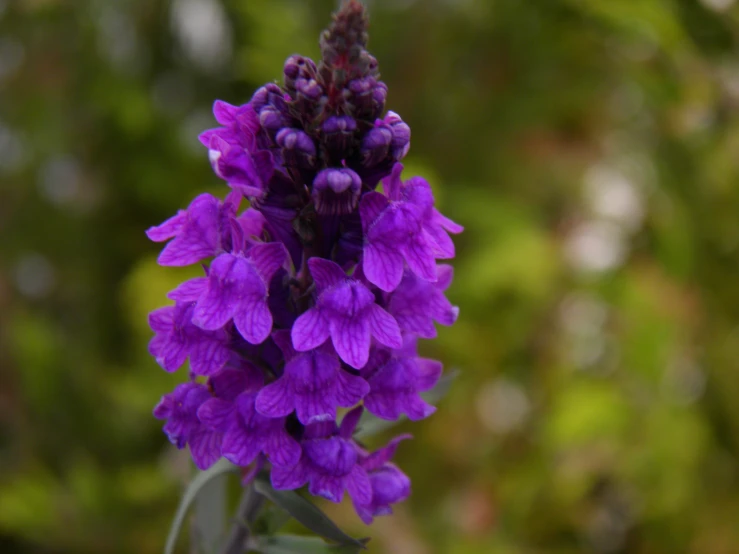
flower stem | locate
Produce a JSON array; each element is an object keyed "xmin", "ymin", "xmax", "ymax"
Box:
[{"xmin": 221, "ymin": 485, "xmax": 265, "ymax": 554}]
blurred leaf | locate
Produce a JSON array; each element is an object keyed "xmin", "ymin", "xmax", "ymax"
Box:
[
  {"xmin": 164, "ymin": 459, "xmax": 237, "ymax": 554},
  {"xmin": 253, "ymin": 476, "xmax": 366, "ymax": 549},
  {"xmin": 254, "ymin": 534, "xmax": 366, "ymax": 554}
]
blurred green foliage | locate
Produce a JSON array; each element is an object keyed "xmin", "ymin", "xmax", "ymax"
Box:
[{"xmin": 2, "ymin": 0, "xmax": 739, "ymax": 552}]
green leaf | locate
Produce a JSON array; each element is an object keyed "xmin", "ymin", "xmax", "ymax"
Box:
[
  {"xmin": 164, "ymin": 459, "xmax": 238, "ymax": 554},
  {"xmin": 255, "ymin": 534, "xmax": 367, "ymax": 554},
  {"xmin": 356, "ymin": 369, "xmax": 460, "ymax": 438},
  {"xmin": 253, "ymin": 476, "xmax": 366, "ymax": 549}
]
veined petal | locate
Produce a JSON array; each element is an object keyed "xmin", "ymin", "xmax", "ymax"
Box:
[
  {"xmin": 330, "ymin": 316, "xmax": 370, "ymax": 369},
  {"xmin": 233, "ymin": 296, "xmax": 272, "ymax": 345},
  {"xmin": 292, "ymin": 308, "xmax": 331, "ymax": 352},
  {"xmin": 249, "ymin": 242, "xmax": 287, "ymax": 282},
  {"xmin": 367, "ymin": 304, "xmax": 402, "ymax": 349},
  {"xmin": 363, "ymin": 241, "xmax": 404, "ymax": 292}
]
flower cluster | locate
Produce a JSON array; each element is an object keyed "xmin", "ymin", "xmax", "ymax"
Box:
[{"xmin": 148, "ymin": 0, "xmax": 461, "ymax": 524}]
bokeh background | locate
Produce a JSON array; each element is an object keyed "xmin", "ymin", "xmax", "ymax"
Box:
[{"xmin": 3, "ymin": 0, "xmax": 739, "ymax": 552}]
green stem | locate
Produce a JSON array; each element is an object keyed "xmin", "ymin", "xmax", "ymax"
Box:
[{"xmin": 221, "ymin": 485, "xmax": 265, "ymax": 554}]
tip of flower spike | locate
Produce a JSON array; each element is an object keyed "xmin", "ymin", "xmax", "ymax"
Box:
[{"xmin": 319, "ymin": 1, "xmax": 376, "ymax": 87}]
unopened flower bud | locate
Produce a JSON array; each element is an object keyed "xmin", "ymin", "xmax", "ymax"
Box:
[
  {"xmin": 259, "ymin": 106, "xmax": 287, "ymax": 136},
  {"xmin": 284, "ymin": 55, "xmax": 318, "ymax": 92},
  {"xmin": 322, "ymin": 115, "xmax": 357, "ymax": 159},
  {"xmin": 312, "ymin": 167, "xmax": 362, "ymax": 215},
  {"xmin": 276, "ymin": 128, "xmax": 317, "ymax": 169},
  {"xmin": 360, "ymin": 124, "xmax": 392, "ymax": 167},
  {"xmin": 383, "ymin": 111, "xmax": 411, "ymax": 161}
]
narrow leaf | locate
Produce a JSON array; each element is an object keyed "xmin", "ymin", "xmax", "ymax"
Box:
[
  {"xmin": 356, "ymin": 369, "xmax": 459, "ymax": 438},
  {"xmin": 164, "ymin": 458, "xmax": 238, "ymax": 554},
  {"xmin": 255, "ymin": 534, "xmax": 366, "ymax": 554},
  {"xmin": 253, "ymin": 476, "xmax": 367, "ymax": 549}
]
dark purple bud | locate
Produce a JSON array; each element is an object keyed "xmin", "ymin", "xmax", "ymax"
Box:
[
  {"xmin": 296, "ymin": 78, "xmax": 323, "ymax": 102},
  {"xmin": 251, "ymin": 83, "xmax": 284, "ymax": 113},
  {"xmin": 312, "ymin": 168, "xmax": 362, "ymax": 215},
  {"xmin": 284, "ymin": 55, "xmax": 317, "ymax": 91},
  {"xmin": 371, "ymin": 82, "xmax": 388, "ymax": 119},
  {"xmin": 345, "ymin": 76, "xmax": 380, "ymax": 120},
  {"xmin": 360, "ymin": 124, "xmax": 393, "ymax": 167},
  {"xmin": 384, "ymin": 111, "xmax": 411, "ymax": 161},
  {"xmin": 276, "ymin": 128, "xmax": 317, "ymax": 169},
  {"xmin": 251, "ymin": 86, "xmax": 270, "ymax": 112},
  {"xmin": 322, "ymin": 115, "xmax": 357, "ymax": 159},
  {"xmin": 259, "ymin": 106, "xmax": 287, "ymax": 136}
]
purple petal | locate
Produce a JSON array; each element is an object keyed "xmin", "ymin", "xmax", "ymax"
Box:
[
  {"xmin": 271, "ymin": 329, "xmax": 296, "ymax": 361},
  {"xmin": 197, "ymin": 398, "xmax": 234, "ymax": 431},
  {"xmin": 309, "ymin": 475, "xmax": 345, "ymax": 503},
  {"xmin": 367, "ymin": 304, "xmax": 402, "ymax": 349},
  {"xmin": 308, "ymin": 258, "xmax": 348, "ymax": 292},
  {"xmin": 361, "ymin": 435, "xmax": 412, "ymax": 471},
  {"xmin": 436, "ymin": 264, "xmax": 454, "ymax": 290},
  {"xmin": 402, "ymin": 177, "xmax": 435, "ymax": 211},
  {"xmin": 249, "ymin": 242, "xmax": 287, "ymax": 282},
  {"xmin": 189, "ymin": 429, "xmax": 223, "ymax": 470},
  {"xmin": 334, "ymin": 370, "xmax": 370, "ymax": 408},
  {"xmin": 149, "ymin": 332, "xmax": 188, "ymax": 373},
  {"xmin": 213, "ymin": 100, "xmax": 239, "ymax": 125},
  {"xmin": 381, "ymin": 163, "xmax": 404, "ymax": 201},
  {"xmin": 304, "ymin": 437, "xmax": 357, "ymax": 476},
  {"xmin": 403, "ymin": 232, "xmax": 438, "ymax": 283},
  {"xmin": 157, "ymin": 194, "xmax": 222, "ymax": 266},
  {"xmin": 292, "ymin": 308, "xmax": 331, "ymax": 352},
  {"xmin": 271, "ymin": 459, "xmax": 309, "ymax": 490},
  {"xmin": 188, "ymin": 334, "xmax": 230, "ymax": 376},
  {"xmin": 345, "ymin": 465, "xmax": 372, "ymax": 506},
  {"xmin": 264, "ymin": 428, "xmax": 301, "ymax": 468},
  {"xmin": 167, "ymin": 278, "xmax": 208, "ymax": 302},
  {"xmin": 339, "ymin": 406, "xmax": 364, "ymax": 439},
  {"xmin": 222, "ymin": 424, "xmax": 261, "ymax": 466},
  {"xmin": 210, "ymin": 366, "xmax": 261, "ymax": 400},
  {"xmin": 363, "ymin": 241, "xmax": 404, "ymax": 292},
  {"xmin": 237, "ymin": 208, "xmax": 267, "ymax": 239},
  {"xmin": 359, "ymin": 191, "xmax": 390, "ymax": 234},
  {"xmin": 233, "ymin": 296, "xmax": 272, "ymax": 345},
  {"xmin": 415, "ymin": 358, "xmax": 443, "ymax": 392},
  {"xmin": 148, "ymin": 306, "xmax": 174, "ymax": 333},
  {"xmin": 255, "ymin": 379, "xmax": 293, "ymax": 419},
  {"xmin": 192, "ymin": 253, "xmax": 262, "ymax": 330},
  {"xmin": 330, "ymin": 316, "xmax": 370, "ymax": 369},
  {"xmin": 435, "ymin": 209, "xmax": 464, "ymax": 234},
  {"xmin": 147, "ymin": 211, "xmax": 186, "ymax": 242}
]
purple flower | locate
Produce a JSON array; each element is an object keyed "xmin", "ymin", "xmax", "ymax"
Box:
[
  {"xmin": 198, "ymin": 368, "xmax": 301, "ymax": 468},
  {"xmin": 352, "ymin": 436, "xmax": 411, "ymax": 524},
  {"xmin": 322, "ymin": 116, "xmax": 357, "ymax": 158},
  {"xmin": 148, "ymin": 1, "xmax": 461, "ymax": 525},
  {"xmin": 148, "ymin": 302, "xmax": 231, "ymax": 376},
  {"xmin": 360, "ymin": 180, "xmax": 437, "ymax": 292},
  {"xmin": 291, "ymin": 258, "xmax": 402, "ymax": 369},
  {"xmin": 382, "ymin": 163, "xmax": 463, "ymax": 258},
  {"xmin": 256, "ymin": 331, "xmax": 369, "ymax": 424},
  {"xmin": 383, "ymin": 111, "xmax": 411, "ymax": 161},
  {"xmin": 271, "ymin": 410, "xmax": 371, "ymax": 505},
  {"xmin": 362, "ymin": 338, "xmax": 442, "ymax": 421},
  {"xmin": 192, "ymin": 242, "xmax": 287, "ymax": 344},
  {"xmin": 153, "ymin": 382, "xmax": 223, "ymax": 470},
  {"xmin": 146, "ymin": 192, "xmax": 241, "ymax": 267},
  {"xmin": 276, "ymin": 128, "xmax": 317, "ymax": 170},
  {"xmin": 312, "ymin": 168, "xmax": 362, "ymax": 216},
  {"xmin": 198, "ymin": 100, "xmax": 276, "ymax": 198},
  {"xmin": 386, "ymin": 265, "xmax": 459, "ymax": 338}
]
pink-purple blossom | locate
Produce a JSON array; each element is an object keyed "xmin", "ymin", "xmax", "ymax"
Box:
[{"xmin": 147, "ymin": 0, "xmax": 461, "ymax": 525}]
